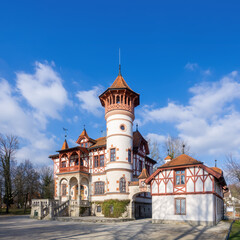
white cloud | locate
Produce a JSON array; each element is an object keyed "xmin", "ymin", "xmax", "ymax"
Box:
[
  {"xmin": 202, "ymin": 69, "xmax": 211, "ymax": 76},
  {"xmin": 0, "ymin": 62, "xmax": 70, "ymax": 165},
  {"xmin": 140, "ymin": 71, "xmax": 240, "ymax": 158},
  {"xmin": 16, "ymin": 61, "xmax": 70, "ymax": 128},
  {"xmin": 185, "ymin": 62, "xmax": 199, "ymax": 71},
  {"xmin": 146, "ymin": 133, "xmax": 166, "ymax": 144},
  {"xmin": 76, "ymin": 86, "xmax": 104, "ymax": 116}
]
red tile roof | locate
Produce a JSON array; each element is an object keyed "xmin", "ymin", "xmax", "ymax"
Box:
[
  {"xmin": 210, "ymin": 167, "xmax": 223, "ymax": 175},
  {"xmin": 88, "ymin": 137, "xmax": 106, "ymax": 149},
  {"xmin": 160, "ymin": 154, "xmax": 202, "ymax": 168},
  {"xmin": 164, "ymin": 155, "xmax": 172, "ymax": 160}
]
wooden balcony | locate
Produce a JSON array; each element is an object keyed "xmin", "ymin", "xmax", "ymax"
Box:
[{"xmin": 59, "ymin": 165, "xmax": 89, "ymax": 174}]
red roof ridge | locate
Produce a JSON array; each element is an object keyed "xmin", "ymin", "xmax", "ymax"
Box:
[
  {"xmin": 160, "ymin": 154, "xmax": 202, "ymax": 168},
  {"xmin": 164, "ymin": 155, "xmax": 172, "ymax": 160}
]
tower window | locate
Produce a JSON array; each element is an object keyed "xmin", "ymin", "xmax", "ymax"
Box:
[
  {"xmin": 110, "ymin": 148, "xmax": 116, "ymax": 162},
  {"xmin": 119, "ymin": 177, "xmax": 126, "ymax": 192},
  {"xmin": 116, "ymin": 96, "xmax": 120, "ymax": 104},
  {"xmin": 120, "ymin": 124, "xmax": 125, "ymax": 131},
  {"xmin": 128, "ymin": 149, "xmax": 131, "ymax": 163}
]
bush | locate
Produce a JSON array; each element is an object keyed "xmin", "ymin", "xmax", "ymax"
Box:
[{"xmin": 101, "ymin": 199, "xmax": 130, "ymax": 218}]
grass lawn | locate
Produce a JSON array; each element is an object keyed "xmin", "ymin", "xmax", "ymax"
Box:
[
  {"xmin": 0, "ymin": 208, "xmax": 31, "ymax": 215},
  {"xmin": 229, "ymin": 220, "xmax": 240, "ymax": 240}
]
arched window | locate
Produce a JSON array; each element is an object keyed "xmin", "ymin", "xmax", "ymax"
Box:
[
  {"xmin": 116, "ymin": 95, "xmax": 120, "ymax": 104},
  {"xmin": 119, "ymin": 177, "xmax": 126, "ymax": 193}
]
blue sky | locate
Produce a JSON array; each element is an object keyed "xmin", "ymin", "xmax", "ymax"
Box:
[{"xmin": 1, "ymin": 1, "xmax": 240, "ymax": 169}]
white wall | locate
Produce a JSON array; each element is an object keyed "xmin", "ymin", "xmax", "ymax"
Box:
[{"xmin": 152, "ymin": 194, "xmax": 214, "ymax": 222}]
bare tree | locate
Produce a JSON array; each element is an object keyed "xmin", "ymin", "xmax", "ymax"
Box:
[
  {"xmin": 225, "ymin": 153, "xmax": 240, "ymax": 184},
  {"xmin": 148, "ymin": 139, "xmax": 161, "ymax": 163},
  {"xmin": 14, "ymin": 160, "xmax": 41, "ymax": 213},
  {"xmin": 39, "ymin": 166, "xmax": 54, "ymax": 199},
  {"xmin": 164, "ymin": 136, "xmax": 191, "ymax": 159},
  {"xmin": 0, "ymin": 134, "xmax": 18, "ymax": 213}
]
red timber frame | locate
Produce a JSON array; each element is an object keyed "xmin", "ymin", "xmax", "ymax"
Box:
[
  {"xmin": 59, "ymin": 150, "xmax": 89, "ymax": 173},
  {"xmin": 91, "ymin": 147, "xmax": 106, "ymax": 174},
  {"xmin": 148, "ymin": 165, "xmax": 223, "ymax": 200}
]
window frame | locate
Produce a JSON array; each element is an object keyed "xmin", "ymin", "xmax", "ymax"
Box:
[
  {"xmin": 110, "ymin": 148, "xmax": 116, "ymax": 162},
  {"xmin": 119, "ymin": 177, "xmax": 126, "ymax": 193},
  {"xmin": 94, "ymin": 181, "xmax": 105, "ymax": 195},
  {"xmin": 174, "ymin": 169, "xmax": 186, "ymax": 186},
  {"xmin": 175, "ymin": 198, "xmax": 186, "ymax": 215},
  {"xmin": 100, "ymin": 154, "xmax": 104, "ymax": 167},
  {"xmin": 139, "ymin": 160, "xmax": 142, "ymax": 172},
  {"xmin": 128, "ymin": 149, "xmax": 131, "ymax": 163},
  {"xmin": 61, "ymin": 161, "xmax": 66, "ymax": 168},
  {"xmin": 94, "ymin": 155, "xmax": 99, "ymax": 168}
]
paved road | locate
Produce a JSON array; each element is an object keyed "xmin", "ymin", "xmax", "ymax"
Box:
[{"xmin": 0, "ymin": 216, "xmax": 230, "ymax": 240}]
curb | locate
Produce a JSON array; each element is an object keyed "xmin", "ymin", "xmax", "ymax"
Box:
[{"xmin": 225, "ymin": 220, "xmax": 235, "ymax": 240}]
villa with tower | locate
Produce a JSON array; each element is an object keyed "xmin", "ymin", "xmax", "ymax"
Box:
[
  {"xmin": 31, "ymin": 66, "xmax": 228, "ymax": 225},
  {"xmin": 43, "ymin": 67, "xmax": 156, "ymax": 219}
]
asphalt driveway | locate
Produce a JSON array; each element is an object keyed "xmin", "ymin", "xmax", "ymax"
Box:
[{"xmin": 0, "ymin": 215, "xmax": 230, "ymax": 240}]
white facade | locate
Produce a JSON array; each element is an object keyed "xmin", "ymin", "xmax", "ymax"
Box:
[{"xmin": 146, "ymin": 158, "xmax": 227, "ymax": 225}]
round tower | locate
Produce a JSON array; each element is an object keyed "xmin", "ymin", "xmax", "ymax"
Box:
[{"xmin": 99, "ymin": 67, "xmax": 139, "ymax": 200}]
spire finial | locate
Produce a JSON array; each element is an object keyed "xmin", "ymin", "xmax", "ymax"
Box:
[
  {"xmin": 136, "ymin": 123, "xmax": 138, "ymax": 131},
  {"xmin": 215, "ymin": 159, "xmax": 217, "ymax": 167},
  {"xmin": 83, "ymin": 124, "xmax": 86, "ymax": 130},
  {"xmin": 167, "ymin": 149, "xmax": 170, "ymax": 155},
  {"xmin": 63, "ymin": 127, "xmax": 68, "ymax": 139},
  {"xmin": 119, "ymin": 48, "xmax": 121, "ymax": 76}
]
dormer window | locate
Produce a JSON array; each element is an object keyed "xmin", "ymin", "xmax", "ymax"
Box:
[{"xmin": 175, "ymin": 170, "xmax": 185, "ymax": 185}]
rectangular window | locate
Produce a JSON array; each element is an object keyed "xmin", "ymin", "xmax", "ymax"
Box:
[
  {"xmin": 94, "ymin": 156, "xmax": 98, "ymax": 168},
  {"xmin": 61, "ymin": 161, "xmax": 66, "ymax": 168},
  {"xmin": 175, "ymin": 170, "xmax": 185, "ymax": 185},
  {"xmin": 62, "ymin": 184, "xmax": 67, "ymax": 196},
  {"xmin": 85, "ymin": 142, "xmax": 88, "ymax": 148},
  {"xmin": 139, "ymin": 160, "xmax": 142, "ymax": 172},
  {"xmin": 100, "ymin": 155, "xmax": 104, "ymax": 167},
  {"xmin": 175, "ymin": 198, "xmax": 186, "ymax": 215},
  {"xmin": 94, "ymin": 182, "xmax": 105, "ymax": 195},
  {"xmin": 128, "ymin": 149, "xmax": 131, "ymax": 163},
  {"xmin": 110, "ymin": 148, "xmax": 116, "ymax": 162}
]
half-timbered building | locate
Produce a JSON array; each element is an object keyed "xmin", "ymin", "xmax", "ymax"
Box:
[{"xmin": 145, "ymin": 154, "xmax": 228, "ymax": 225}]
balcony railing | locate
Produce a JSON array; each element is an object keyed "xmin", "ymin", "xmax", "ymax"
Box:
[{"xmin": 59, "ymin": 165, "xmax": 89, "ymax": 173}]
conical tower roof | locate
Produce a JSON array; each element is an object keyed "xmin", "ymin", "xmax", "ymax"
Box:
[
  {"xmin": 76, "ymin": 128, "xmax": 89, "ymax": 144},
  {"xmin": 109, "ymin": 75, "xmax": 132, "ymax": 90},
  {"xmin": 61, "ymin": 139, "xmax": 69, "ymax": 150}
]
